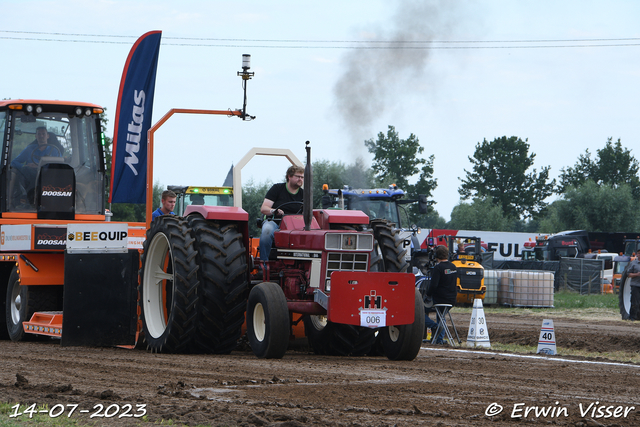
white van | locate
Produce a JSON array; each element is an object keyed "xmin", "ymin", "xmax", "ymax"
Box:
[{"xmin": 595, "ymin": 253, "xmax": 616, "ymax": 286}]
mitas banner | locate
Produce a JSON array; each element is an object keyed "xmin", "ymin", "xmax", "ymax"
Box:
[{"xmin": 109, "ymin": 30, "xmax": 162, "ymax": 204}]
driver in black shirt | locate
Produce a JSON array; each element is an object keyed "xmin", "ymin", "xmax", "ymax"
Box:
[{"xmin": 258, "ymin": 165, "xmax": 305, "ymax": 261}]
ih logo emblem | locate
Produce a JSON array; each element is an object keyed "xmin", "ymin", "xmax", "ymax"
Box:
[{"xmin": 364, "ymin": 290, "xmax": 382, "ymax": 309}]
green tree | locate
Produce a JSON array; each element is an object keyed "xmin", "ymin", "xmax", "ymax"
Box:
[
  {"xmin": 459, "ymin": 136, "xmax": 555, "ymax": 219},
  {"xmin": 512, "ymin": 218, "xmax": 540, "ymax": 233},
  {"xmin": 364, "ymin": 126, "xmax": 437, "ymax": 225},
  {"xmin": 109, "ymin": 181, "xmax": 163, "ymax": 222},
  {"xmin": 338, "ymin": 158, "xmax": 375, "ymax": 190},
  {"xmin": 448, "ymin": 197, "xmax": 514, "ymax": 231},
  {"xmin": 538, "ymin": 181, "xmax": 640, "ymax": 233},
  {"xmin": 100, "ymin": 110, "xmax": 112, "ymax": 201},
  {"xmin": 399, "ymin": 207, "xmax": 447, "ymax": 229},
  {"xmin": 557, "ymin": 138, "xmax": 640, "ymax": 197},
  {"xmin": 242, "ymin": 179, "xmax": 274, "ymax": 237},
  {"xmin": 365, "ymin": 126, "xmax": 437, "ymax": 195},
  {"xmin": 311, "ymin": 158, "xmax": 374, "ymax": 208},
  {"xmin": 422, "ymin": 211, "xmax": 447, "ymax": 229}
]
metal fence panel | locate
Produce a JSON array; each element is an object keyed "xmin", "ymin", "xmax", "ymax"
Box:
[{"xmin": 556, "ymin": 258, "xmax": 603, "ymax": 294}]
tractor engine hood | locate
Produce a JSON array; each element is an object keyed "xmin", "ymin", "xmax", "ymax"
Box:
[{"xmin": 274, "ymin": 212, "xmax": 372, "ymax": 252}]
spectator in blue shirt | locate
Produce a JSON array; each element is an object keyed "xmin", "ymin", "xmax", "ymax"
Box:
[{"xmin": 151, "ymin": 190, "xmax": 176, "ymax": 221}]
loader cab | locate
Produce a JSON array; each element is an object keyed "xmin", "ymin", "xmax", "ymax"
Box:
[{"xmin": 1, "ymin": 100, "xmax": 106, "ymax": 218}]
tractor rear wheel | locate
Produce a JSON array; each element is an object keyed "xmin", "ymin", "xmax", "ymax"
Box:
[
  {"xmin": 140, "ymin": 216, "xmax": 199, "ymax": 353},
  {"xmin": 188, "ymin": 217, "xmax": 248, "ymax": 354},
  {"xmin": 246, "ymin": 282, "xmax": 289, "ymax": 359},
  {"xmin": 619, "ymin": 268, "xmax": 632, "ymax": 320},
  {"xmin": 380, "ymin": 288, "xmax": 424, "ymax": 360}
]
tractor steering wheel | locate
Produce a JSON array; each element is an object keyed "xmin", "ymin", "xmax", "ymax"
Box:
[
  {"xmin": 268, "ymin": 201, "xmax": 304, "ymax": 219},
  {"xmin": 31, "ymin": 144, "xmax": 62, "ymax": 165}
]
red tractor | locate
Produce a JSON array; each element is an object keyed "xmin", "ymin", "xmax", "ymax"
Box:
[{"xmin": 139, "ymin": 142, "xmax": 424, "ymax": 359}]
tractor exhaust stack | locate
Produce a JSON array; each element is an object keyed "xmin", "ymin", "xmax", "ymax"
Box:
[{"xmin": 303, "ymin": 141, "xmax": 313, "ymax": 231}]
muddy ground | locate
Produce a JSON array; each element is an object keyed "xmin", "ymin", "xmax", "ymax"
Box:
[{"xmin": 1, "ymin": 312, "xmax": 639, "ymax": 427}]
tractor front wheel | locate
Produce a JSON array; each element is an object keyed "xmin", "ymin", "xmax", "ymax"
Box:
[
  {"xmin": 6, "ymin": 268, "xmax": 32, "ymax": 341},
  {"xmin": 5, "ymin": 267, "xmax": 58, "ymax": 341},
  {"xmin": 246, "ymin": 282, "xmax": 289, "ymax": 359},
  {"xmin": 380, "ymin": 288, "xmax": 424, "ymax": 361},
  {"xmin": 139, "ymin": 216, "xmax": 199, "ymax": 353}
]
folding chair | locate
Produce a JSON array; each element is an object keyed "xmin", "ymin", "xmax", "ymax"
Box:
[{"xmin": 432, "ymin": 304, "xmax": 462, "ymax": 346}]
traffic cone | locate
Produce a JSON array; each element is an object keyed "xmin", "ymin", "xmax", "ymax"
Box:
[
  {"xmin": 466, "ymin": 298, "xmax": 491, "ymax": 348},
  {"xmin": 537, "ymin": 319, "xmax": 557, "ymax": 355}
]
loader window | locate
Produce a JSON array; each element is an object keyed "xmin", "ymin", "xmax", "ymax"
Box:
[
  {"xmin": 0, "ymin": 111, "xmax": 6, "ymax": 157},
  {"xmin": 6, "ymin": 110, "xmax": 104, "ymax": 214},
  {"xmin": 614, "ymin": 261, "xmax": 629, "ymax": 274}
]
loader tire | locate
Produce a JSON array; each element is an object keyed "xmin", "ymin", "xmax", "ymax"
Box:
[
  {"xmin": 5, "ymin": 267, "xmax": 59, "ymax": 342},
  {"xmin": 304, "ymin": 315, "xmax": 377, "ymax": 356},
  {"xmin": 246, "ymin": 282, "xmax": 289, "ymax": 359},
  {"xmin": 0, "ymin": 277, "xmax": 8, "ymax": 340},
  {"xmin": 619, "ymin": 268, "xmax": 632, "ymax": 320},
  {"xmin": 188, "ymin": 217, "xmax": 248, "ymax": 354},
  {"xmin": 140, "ymin": 215, "xmax": 199, "ymax": 353},
  {"xmin": 381, "ymin": 288, "xmax": 424, "ymax": 361}
]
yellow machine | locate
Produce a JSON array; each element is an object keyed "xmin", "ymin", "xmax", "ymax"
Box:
[{"xmin": 442, "ymin": 236, "xmax": 486, "ymax": 305}]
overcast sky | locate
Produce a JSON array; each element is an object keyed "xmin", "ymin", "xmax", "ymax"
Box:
[{"xmin": 3, "ymin": 0, "xmax": 639, "ymax": 220}]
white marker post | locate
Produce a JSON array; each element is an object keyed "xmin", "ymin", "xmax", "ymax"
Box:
[
  {"xmin": 467, "ymin": 298, "xmax": 491, "ymax": 348},
  {"xmin": 537, "ymin": 319, "xmax": 557, "ymax": 355}
]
